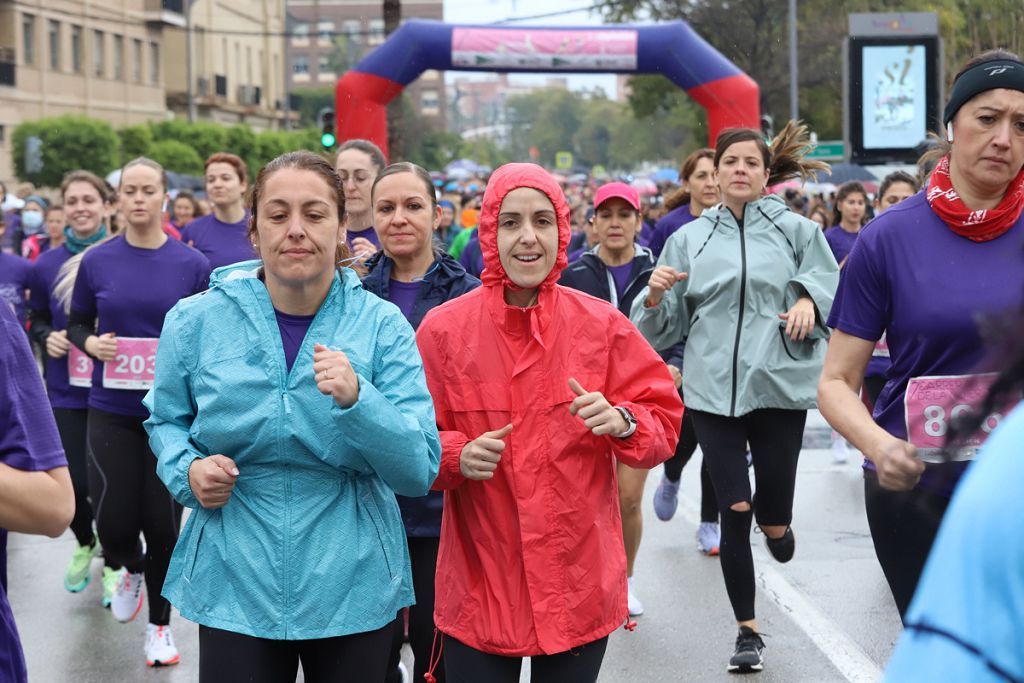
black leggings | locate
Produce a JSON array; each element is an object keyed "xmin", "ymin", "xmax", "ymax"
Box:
[
  {"xmin": 690, "ymin": 409, "xmax": 807, "ymax": 622},
  {"xmin": 863, "ymin": 375, "xmax": 886, "ymax": 413},
  {"xmin": 199, "ymin": 622, "xmax": 394, "ymax": 683},
  {"xmin": 87, "ymin": 408, "xmax": 181, "ymax": 625},
  {"xmin": 386, "ymin": 536, "xmax": 443, "ymax": 683},
  {"xmin": 863, "ymin": 471, "xmax": 950, "ymax": 622},
  {"xmin": 443, "ymin": 634, "xmax": 608, "ymax": 683},
  {"xmin": 662, "ymin": 407, "xmax": 719, "ymax": 523}
]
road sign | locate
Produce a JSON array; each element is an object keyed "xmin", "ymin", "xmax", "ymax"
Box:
[
  {"xmin": 555, "ymin": 151, "xmax": 573, "ymax": 170},
  {"xmin": 807, "ymin": 140, "xmax": 845, "ymax": 160}
]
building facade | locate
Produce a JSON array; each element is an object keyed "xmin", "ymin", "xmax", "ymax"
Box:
[
  {"xmin": 0, "ymin": 0, "xmax": 168, "ymax": 182},
  {"xmin": 285, "ymin": 0, "xmax": 447, "ymax": 130}
]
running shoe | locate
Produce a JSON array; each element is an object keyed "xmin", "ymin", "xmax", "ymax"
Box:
[
  {"xmin": 627, "ymin": 577, "xmax": 645, "ymax": 616},
  {"xmin": 653, "ymin": 474, "xmax": 680, "ymax": 521},
  {"xmin": 728, "ymin": 626, "xmax": 765, "ymax": 673},
  {"xmin": 831, "ymin": 430, "xmax": 850, "ymax": 464},
  {"xmin": 697, "ymin": 521, "xmax": 721, "ymax": 556},
  {"xmin": 111, "ymin": 571, "xmax": 144, "ymax": 623},
  {"xmin": 63, "ymin": 539, "xmax": 100, "ymax": 592},
  {"xmin": 144, "ymin": 624, "xmax": 180, "ymax": 667},
  {"xmin": 398, "ymin": 661, "xmax": 409, "ymax": 683},
  {"xmin": 765, "ymin": 527, "xmax": 795, "ymax": 564},
  {"xmin": 101, "ymin": 567, "xmax": 122, "ymax": 608}
]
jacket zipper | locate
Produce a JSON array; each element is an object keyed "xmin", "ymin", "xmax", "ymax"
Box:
[{"xmin": 730, "ymin": 214, "xmax": 747, "ymax": 417}]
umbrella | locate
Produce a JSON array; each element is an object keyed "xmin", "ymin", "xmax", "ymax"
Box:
[
  {"xmin": 630, "ymin": 177, "xmax": 659, "ymax": 196},
  {"xmin": 445, "ymin": 158, "xmax": 489, "ymax": 175},
  {"xmin": 651, "ymin": 167, "xmax": 679, "ymax": 183},
  {"xmin": 814, "ymin": 163, "xmax": 877, "ymax": 185}
]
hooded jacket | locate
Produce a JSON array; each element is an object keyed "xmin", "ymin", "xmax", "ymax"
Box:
[
  {"xmin": 143, "ymin": 262, "xmax": 441, "ymax": 639},
  {"xmin": 415, "ymin": 163, "xmax": 683, "ymax": 657},
  {"xmin": 558, "ymin": 243, "xmax": 656, "ymax": 316},
  {"xmin": 630, "ymin": 194, "xmax": 840, "ymax": 417},
  {"xmin": 361, "ymin": 250, "xmax": 480, "ymax": 537}
]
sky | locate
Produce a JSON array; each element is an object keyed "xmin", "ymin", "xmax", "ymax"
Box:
[{"xmin": 442, "ymin": 0, "xmax": 620, "ymax": 94}]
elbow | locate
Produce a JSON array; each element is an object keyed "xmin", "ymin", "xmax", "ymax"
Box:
[{"xmin": 44, "ymin": 493, "xmax": 76, "ymax": 538}]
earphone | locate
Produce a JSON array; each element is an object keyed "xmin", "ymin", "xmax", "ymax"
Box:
[{"xmin": 946, "ymin": 122, "xmax": 954, "ymax": 142}]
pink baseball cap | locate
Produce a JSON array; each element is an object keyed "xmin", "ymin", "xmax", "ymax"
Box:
[{"xmin": 594, "ymin": 182, "xmax": 640, "ymax": 211}]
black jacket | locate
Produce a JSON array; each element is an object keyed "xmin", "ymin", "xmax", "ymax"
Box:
[
  {"xmin": 361, "ymin": 249, "xmax": 480, "ymax": 537},
  {"xmin": 559, "ymin": 245, "xmax": 684, "ymax": 367}
]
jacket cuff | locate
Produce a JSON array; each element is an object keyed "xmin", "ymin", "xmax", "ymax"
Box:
[
  {"xmin": 176, "ymin": 455, "xmax": 201, "ymax": 509},
  {"xmin": 433, "ymin": 431, "xmax": 471, "ymax": 490}
]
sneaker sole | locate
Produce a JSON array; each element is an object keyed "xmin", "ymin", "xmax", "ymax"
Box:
[
  {"xmin": 146, "ymin": 654, "xmax": 181, "ymax": 668},
  {"xmin": 64, "ymin": 575, "xmax": 90, "ymax": 593},
  {"xmin": 727, "ymin": 661, "xmax": 764, "ymax": 673}
]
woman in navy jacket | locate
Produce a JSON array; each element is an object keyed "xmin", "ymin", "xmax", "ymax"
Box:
[{"xmin": 362, "ymin": 161, "xmax": 480, "ymax": 683}]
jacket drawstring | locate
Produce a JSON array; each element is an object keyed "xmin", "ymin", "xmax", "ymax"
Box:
[{"xmin": 424, "ymin": 628, "xmax": 444, "ymax": 682}]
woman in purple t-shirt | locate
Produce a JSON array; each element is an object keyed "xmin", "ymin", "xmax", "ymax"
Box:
[
  {"xmin": 28, "ymin": 170, "xmax": 124, "ymax": 606},
  {"xmin": 819, "ymin": 48, "xmax": 1024, "ymax": 621},
  {"xmin": 67, "ymin": 157, "xmax": 211, "ymax": 667},
  {"xmin": 336, "ymin": 139, "xmax": 386, "ymax": 264},
  {"xmin": 824, "ymin": 181, "xmax": 868, "ymax": 267}
]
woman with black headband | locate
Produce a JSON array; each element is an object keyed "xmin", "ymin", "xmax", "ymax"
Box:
[{"xmin": 819, "ymin": 48, "xmax": 1024, "ymax": 620}]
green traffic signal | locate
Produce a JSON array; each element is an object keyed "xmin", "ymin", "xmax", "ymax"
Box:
[{"xmin": 321, "ymin": 132, "xmax": 337, "ymax": 149}]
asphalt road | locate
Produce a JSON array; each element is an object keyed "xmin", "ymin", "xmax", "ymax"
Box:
[{"xmin": 8, "ymin": 411, "xmax": 903, "ymax": 682}]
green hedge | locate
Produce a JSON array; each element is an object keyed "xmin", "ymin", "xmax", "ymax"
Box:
[{"xmin": 12, "ymin": 115, "xmax": 324, "ymax": 186}]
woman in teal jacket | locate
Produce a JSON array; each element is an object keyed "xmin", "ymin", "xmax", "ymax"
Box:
[
  {"xmin": 630, "ymin": 121, "xmax": 838, "ymax": 674},
  {"xmin": 144, "ymin": 151, "xmax": 441, "ymax": 682}
]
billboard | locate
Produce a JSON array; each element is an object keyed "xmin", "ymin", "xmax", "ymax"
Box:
[{"xmin": 848, "ymin": 36, "xmax": 940, "ymax": 163}]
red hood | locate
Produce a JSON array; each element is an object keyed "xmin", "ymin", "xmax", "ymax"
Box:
[{"xmin": 478, "ymin": 163, "xmax": 571, "ymax": 291}]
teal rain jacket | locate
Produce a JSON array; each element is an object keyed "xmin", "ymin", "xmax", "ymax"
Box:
[
  {"xmin": 630, "ymin": 194, "xmax": 839, "ymax": 417},
  {"xmin": 143, "ymin": 261, "xmax": 441, "ymax": 639}
]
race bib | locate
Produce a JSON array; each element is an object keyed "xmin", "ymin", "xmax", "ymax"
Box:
[
  {"xmin": 68, "ymin": 346, "xmax": 94, "ymax": 388},
  {"xmin": 905, "ymin": 373, "xmax": 1020, "ymax": 463},
  {"xmin": 871, "ymin": 334, "xmax": 889, "ymax": 358},
  {"xmin": 102, "ymin": 337, "xmax": 158, "ymax": 390}
]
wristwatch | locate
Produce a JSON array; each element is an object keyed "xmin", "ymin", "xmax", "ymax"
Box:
[{"xmin": 614, "ymin": 406, "xmax": 637, "ymax": 439}]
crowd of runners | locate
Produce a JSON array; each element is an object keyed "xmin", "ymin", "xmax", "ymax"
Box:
[{"xmin": 1, "ymin": 47, "xmax": 1023, "ymax": 683}]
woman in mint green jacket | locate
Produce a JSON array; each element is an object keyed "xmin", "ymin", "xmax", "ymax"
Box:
[
  {"xmin": 630, "ymin": 122, "xmax": 838, "ymax": 674},
  {"xmin": 144, "ymin": 151, "xmax": 441, "ymax": 682}
]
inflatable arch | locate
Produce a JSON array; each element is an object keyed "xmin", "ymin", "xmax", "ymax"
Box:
[{"xmin": 335, "ymin": 19, "xmax": 760, "ymax": 158}]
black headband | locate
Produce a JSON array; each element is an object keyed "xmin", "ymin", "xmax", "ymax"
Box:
[{"xmin": 944, "ymin": 60, "xmax": 1024, "ymax": 125}]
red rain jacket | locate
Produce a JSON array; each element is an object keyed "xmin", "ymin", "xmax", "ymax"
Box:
[{"xmin": 416, "ymin": 163, "xmax": 683, "ymax": 656}]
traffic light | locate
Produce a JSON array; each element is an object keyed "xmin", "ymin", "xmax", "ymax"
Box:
[
  {"xmin": 319, "ymin": 108, "xmax": 336, "ymax": 150},
  {"xmin": 760, "ymin": 114, "xmax": 774, "ymax": 140}
]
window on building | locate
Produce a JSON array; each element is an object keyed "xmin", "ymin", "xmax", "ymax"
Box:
[
  {"xmin": 132, "ymin": 38, "xmax": 142, "ymax": 82},
  {"xmin": 71, "ymin": 25, "xmax": 82, "ymax": 73},
  {"xmin": 292, "ymin": 23, "xmax": 309, "ymax": 44},
  {"xmin": 150, "ymin": 42, "xmax": 159, "ymax": 84},
  {"xmin": 343, "ymin": 20, "xmax": 360, "ymax": 36},
  {"xmin": 421, "ymin": 89, "xmax": 440, "ymax": 111},
  {"xmin": 317, "ymin": 20, "xmax": 335, "ymax": 44},
  {"xmin": 48, "ymin": 20, "xmax": 60, "ymax": 70},
  {"xmin": 113, "ymin": 35, "xmax": 123, "ymax": 80},
  {"xmin": 369, "ymin": 19, "xmax": 385, "ymax": 45},
  {"xmin": 22, "ymin": 14, "xmax": 35, "ymax": 66},
  {"xmin": 94, "ymin": 30, "xmax": 104, "ymax": 77},
  {"xmin": 317, "ymin": 54, "xmax": 330, "ymax": 74},
  {"xmin": 292, "ymin": 55, "xmax": 309, "ymax": 74}
]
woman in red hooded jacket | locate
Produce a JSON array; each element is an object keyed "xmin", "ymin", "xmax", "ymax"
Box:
[{"xmin": 416, "ymin": 163, "xmax": 683, "ymax": 682}]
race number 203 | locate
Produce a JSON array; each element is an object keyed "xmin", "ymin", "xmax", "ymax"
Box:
[
  {"xmin": 68, "ymin": 345, "xmax": 94, "ymax": 388},
  {"xmin": 102, "ymin": 337, "xmax": 158, "ymax": 390},
  {"xmin": 904, "ymin": 373, "xmax": 1020, "ymax": 463}
]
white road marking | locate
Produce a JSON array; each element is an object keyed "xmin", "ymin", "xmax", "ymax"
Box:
[{"xmin": 677, "ymin": 496, "xmax": 884, "ymax": 683}]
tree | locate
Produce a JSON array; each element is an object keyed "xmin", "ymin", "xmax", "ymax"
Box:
[
  {"xmin": 147, "ymin": 140, "xmax": 204, "ymax": 176},
  {"xmin": 291, "ymin": 86, "xmax": 336, "ymax": 129},
  {"xmin": 119, "ymin": 124, "xmax": 153, "ymax": 162},
  {"xmin": 12, "ymin": 115, "xmax": 119, "ymax": 187}
]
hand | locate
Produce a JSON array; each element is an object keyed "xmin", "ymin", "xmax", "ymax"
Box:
[
  {"xmin": 779, "ymin": 296, "xmax": 816, "ymax": 341},
  {"xmin": 872, "ymin": 438, "xmax": 925, "ymax": 491},
  {"xmin": 568, "ymin": 378, "xmax": 629, "ymax": 437},
  {"xmin": 645, "ymin": 266, "xmax": 688, "ymax": 307},
  {"xmin": 667, "ymin": 364, "xmax": 682, "ymax": 390},
  {"xmin": 350, "ymin": 237, "xmax": 378, "ymax": 261},
  {"xmin": 46, "ymin": 330, "xmax": 71, "ymax": 359},
  {"xmin": 460, "ymin": 424, "xmax": 513, "ymax": 481},
  {"xmin": 85, "ymin": 332, "xmax": 117, "ymax": 362},
  {"xmin": 188, "ymin": 454, "xmax": 240, "ymax": 509},
  {"xmin": 313, "ymin": 343, "xmax": 360, "ymax": 408}
]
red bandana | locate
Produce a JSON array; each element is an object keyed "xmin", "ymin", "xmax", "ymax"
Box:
[{"xmin": 926, "ymin": 155, "xmax": 1024, "ymax": 242}]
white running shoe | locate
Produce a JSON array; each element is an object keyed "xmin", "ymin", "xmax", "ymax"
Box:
[
  {"xmin": 627, "ymin": 577, "xmax": 645, "ymax": 616},
  {"xmin": 145, "ymin": 624, "xmax": 180, "ymax": 667},
  {"xmin": 111, "ymin": 571, "xmax": 144, "ymax": 623},
  {"xmin": 831, "ymin": 430, "xmax": 850, "ymax": 464},
  {"xmin": 398, "ymin": 661, "xmax": 410, "ymax": 683}
]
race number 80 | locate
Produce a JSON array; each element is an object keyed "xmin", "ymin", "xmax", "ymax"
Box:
[{"xmin": 922, "ymin": 404, "xmax": 1002, "ymax": 437}]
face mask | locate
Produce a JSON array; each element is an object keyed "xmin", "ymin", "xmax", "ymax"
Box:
[{"xmin": 21, "ymin": 210, "xmax": 44, "ymax": 234}]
